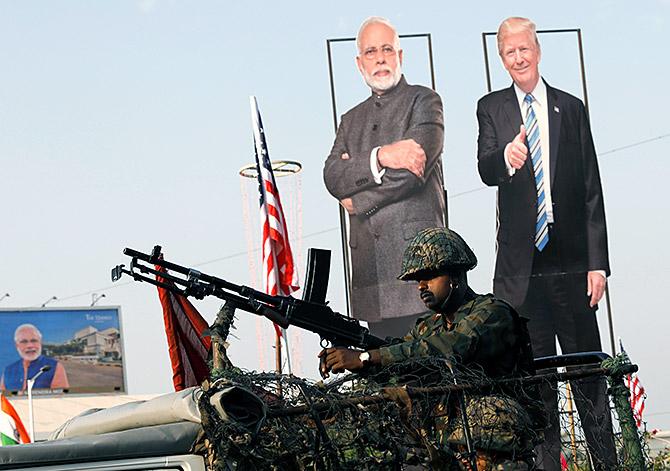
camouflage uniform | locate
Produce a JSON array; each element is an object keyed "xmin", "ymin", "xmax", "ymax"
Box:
[
  {"xmin": 383, "ymin": 228, "xmax": 540, "ymax": 469},
  {"xmin": 378, "ymin": 290, "xmax": 528, "ymax": 380},
  {"xmin": 378, "ymin": 291, "xmax": 536, "ymax": 465}
]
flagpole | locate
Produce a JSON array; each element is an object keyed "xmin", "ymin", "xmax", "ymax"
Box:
[
  {"xmin": 27, "ymin": 384, "xmax": 34, "ymax": 442},
  {"xmin": 564, "ymin": 382, "xmax": 578, "ymax": 468},
  {"xmin": 282, "ymin": 328, "xmax": 292, "ymax": 375},
  {"xmin": 605, "ymin": 286, "xmax": 616, "ymax": 355},
  {"xmin": 27, "ymin": 365, "xmax": 51, "ymax": 442},
  {"xmin": 275, "ymin": 336, "xmax": 282, "ymax": 373},
  {"xmin": 249, "ymin": 95, "xmax": 300, "ymax": 389}
]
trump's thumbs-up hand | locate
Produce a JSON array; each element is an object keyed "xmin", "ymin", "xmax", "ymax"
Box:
[{"xmin": 507, "ymin": 125, "xmax": 528, "ymax": 170}]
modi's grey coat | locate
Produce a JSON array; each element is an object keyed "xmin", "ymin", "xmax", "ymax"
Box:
[{"xmin": 323, "ymin": 76, "xmax": 446, "ymax": 322}]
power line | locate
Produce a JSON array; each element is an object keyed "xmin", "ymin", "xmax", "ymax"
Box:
[
  {"xmin": 56, "ymin": 227, "xmax": 342, "ymax": 302},
  {"xmin": 450, "ymin": 131, "xmax": 670, "ymax": 199},
  {"xmin": 46, "ymin": 132, "xmax": 670, "ymax": 303},
  {"xmin": 599, "ymin": 133, "xmax": 670, "ymax": 156},
  {"xmin": 193, "ymin": 227, "xmax": 339, "ymax": 267},
  {"xmin": 56, "ymin": 280, "xmax": 133, "ymax": 302}
]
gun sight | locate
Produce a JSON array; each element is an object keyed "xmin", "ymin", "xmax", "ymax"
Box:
[{"xmin": 111, "ymin": 264, "xmax": 125, "ymax": 282}]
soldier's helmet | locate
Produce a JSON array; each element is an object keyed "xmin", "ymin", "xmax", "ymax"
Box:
[{"xmin": 398, "ymin": 227, "xmax": 477, "ymax": 281}]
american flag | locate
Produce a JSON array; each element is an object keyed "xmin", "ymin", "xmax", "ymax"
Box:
[
  {"xmin": 249, "ymin": 96, "xmax": 299, "ymax": 321},
  {"xmin": 626, "ymin": 372, "xmax": 646, "ymax": 428},
  {"xmin": 620, "ymin": 339, "xmax": 646, "ymax": 428}
]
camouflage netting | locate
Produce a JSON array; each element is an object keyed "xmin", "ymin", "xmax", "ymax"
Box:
[
  {"xmin": 195, "ymin": 304, "xmax": 649, "ymax": 470},
  {"xmin": 198, "ymin": 360, "xmax": 544, "ymax": 470}
]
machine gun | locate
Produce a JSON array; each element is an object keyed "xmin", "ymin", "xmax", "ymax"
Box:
[
  {"xmin": 112, "ymin": 246, "xmax": 484, "ymax": 469},
  {"xmin": 111, "ymin": 245, "xmax": 386, "ymax": 356}
]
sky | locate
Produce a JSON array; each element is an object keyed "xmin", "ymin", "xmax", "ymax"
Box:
[{"xmin": 1, "ymin": 1, "xmax": 669, "ymax": 429}]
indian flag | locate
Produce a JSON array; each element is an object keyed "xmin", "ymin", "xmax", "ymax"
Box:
[{"xmin": 0, "ymin": 395, "xmax": 30, "ymax": 445}]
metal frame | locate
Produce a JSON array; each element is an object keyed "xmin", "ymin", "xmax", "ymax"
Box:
[
  {"xmin": 482, "ymin": 29, "xmax": 589, "ymax": 110},
  {"xmin": 325, "ymin": 33, "xmax": 437, "ymax": 317},
  {"xmin": 0, "ymin": 305, "xmax": 127, "ymax": 395},
  {"xmin": 481, "ymin": 29, "xmax": 616, "ymax": 355}
]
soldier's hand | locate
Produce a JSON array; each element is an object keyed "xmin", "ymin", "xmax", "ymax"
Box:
[
  {"xmin": 507, "ymin": 125, "xmax": 528, "ymax": 170},
  {"xmin": 377, "ymin": 139, "xmax": 426, "ymax": 178},
  {"xmin": 587, "ymin": 271, "xmax": 606, "ymax": 307},
  {"xmin": 318, "ymin": 347, "xmax": 364, "ymax": 376}
]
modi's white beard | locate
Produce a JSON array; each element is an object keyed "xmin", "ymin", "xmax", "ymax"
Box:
[
  {"xmin": 20, "ymin": 346, "xmax": 42, "ymax": 362},
  {"xmin": 362, "ymin": 64, "xmax": 402, "ymax": 94}
]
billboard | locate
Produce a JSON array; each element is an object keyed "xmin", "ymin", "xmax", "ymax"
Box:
[{"xmin": 0, "ymin": 307, "xmax": 125, "ymax": 395}]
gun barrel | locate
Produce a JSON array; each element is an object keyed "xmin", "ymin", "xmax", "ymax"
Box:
[
  {"xmin": 123, "ymin": 247, "xmax": 283, "ymax": 305},
  {"xmin": 117, "ymin": 245, "xmax": 386, "ymax": 351},
  {"xmin": 123, "ymin": 247, "xmax": 191, "ymax": 276}
]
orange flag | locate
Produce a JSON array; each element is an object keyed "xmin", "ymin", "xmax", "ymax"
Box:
[{"xmin": 0, "ymin": 395, "xmax": 30, "ymax": 445}]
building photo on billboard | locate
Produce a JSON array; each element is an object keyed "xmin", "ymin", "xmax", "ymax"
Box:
[{"xmin": 0, "ymin": 307, "xmax": 125, "ymax": 395}]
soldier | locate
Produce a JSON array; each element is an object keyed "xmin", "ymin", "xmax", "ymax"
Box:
[{"xmin": 320, "ymin": 227, "xmax": 542, "ymax": 469}]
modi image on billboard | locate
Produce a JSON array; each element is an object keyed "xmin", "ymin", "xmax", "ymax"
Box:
[{"xmin": 0, "ymin": 307, "xmax": 125, "ymax": 395}]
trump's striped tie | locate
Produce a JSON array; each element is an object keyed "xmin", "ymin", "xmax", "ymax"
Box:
[{"xmin": 524, "ymin": 93, "xmax": 549, "ymax": 251}]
